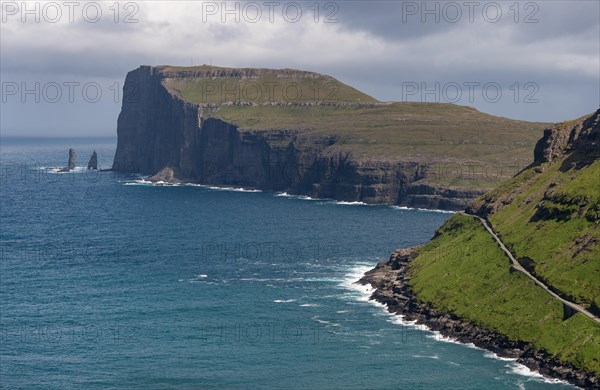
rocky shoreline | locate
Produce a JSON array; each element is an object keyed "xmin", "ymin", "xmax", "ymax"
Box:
[{"xmin": 358, "ymin": 248, "xmax": 599, "ymax": 389}]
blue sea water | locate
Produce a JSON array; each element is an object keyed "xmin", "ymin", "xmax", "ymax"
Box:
[{"xmin": 0, "ymin": 137, "xmax": 574, "ymax": 389}]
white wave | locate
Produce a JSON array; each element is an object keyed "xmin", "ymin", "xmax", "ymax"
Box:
[
  {"xmin": 196, "ymin": 274, "xmax": 208, "ymax": 278},
  {"xmin": 312, "ymin": 317, "xmax": 330, "ymax": 324},
  {"xmin": 338, "ymin": 264, "xmax": 377, "ymax": 303},
  {"xmin": 426, "ymin": 332, "xmax": 477, "ymax": 349},
  {"xmin": 505, "ymin": 363, "xmax": 566, "ymax": 385},
  {"xmin": 275, "ymin": 193, "xmax": 373, "ymax": 206},
  {"xmin": 206, "ymin": 186, "xmax": 262, "ymax": 193},
  {"xmin": 299, "ymin": 303, "xmax": 320, "ymax": 307},
  {"xmin": 483, "ymin": 351, "xmax": 517, "ymax": 362},
  {"xmin": 45, "ymin": 166, "xmax": 88, "ymax": 174},
  {"xmin": 387, "ymin": 315, "xmax": 419, "ymax": 327},
  {"xmin": 123, "ymin": 181, "xmax": 148, "ymax": 186},
  {"xmin": 391, "ymin": 206, "xmax": 456, "ymax": 214},
  {"xmin": 275, "ymin": 192, "xmax": 317, "ymax": 200},
  {"xmin": 311, "ymin": 316, "xmax": 341, "ymax": 327},
  {"xmin": 285, "ymin": 196, "xmax": 453, "ymax": 211},
  {"xmin": 273, "ymin": 299, "xmax": 296, "ymax": 303},
  {"xmin": 411, "ymin": 354, "xmax": 440, "ymax": 360},
  {"xmin": 121, "ymin": 179, "xmax": 261, "ymax": 192},
  {"xmin": 123, "ymin": 179, "xmax": 182, "ymax": 187}
]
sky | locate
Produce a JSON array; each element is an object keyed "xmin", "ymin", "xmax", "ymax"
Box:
[{"xmin": 1, "ymin": 0, "xmax": 599, "ymax": 136}]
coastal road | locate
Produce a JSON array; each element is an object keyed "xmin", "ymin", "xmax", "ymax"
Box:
[{"xmin": 462, "ymin": 212, "xmax": 600, "ymax": 325}]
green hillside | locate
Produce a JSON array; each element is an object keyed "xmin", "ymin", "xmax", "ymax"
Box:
[
  {"xmin": 407, "ymin": 110, "xmax": 600, "ymax": 375},
  {"xmin": 471, "ymin": 156, "xmax": 600, "ymax": 308},
  {"xmin": 409, "ymin": 214, "xmax": 600, "ymax": 374}
]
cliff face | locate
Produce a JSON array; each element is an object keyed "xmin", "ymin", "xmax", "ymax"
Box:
[
  {"xmin": 114, "ymin": 66, "xmax": 495, "ymax": 210},
  {"xmin": 533, "ymin": 109, "xmax": 600, "ymax": 164},
  {"xmin": 114, "ymin": 66, "xmax": 201, "ymax": 175}
]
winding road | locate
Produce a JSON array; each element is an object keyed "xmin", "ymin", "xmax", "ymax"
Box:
[{"xmin": 462, "ymin": 212, "xmax": 600, "ymax": 325}]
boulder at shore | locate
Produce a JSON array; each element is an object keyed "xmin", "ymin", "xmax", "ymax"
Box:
[{"xmin": 147, "ymin": 166, "xmax": 181, "ymax": 183}]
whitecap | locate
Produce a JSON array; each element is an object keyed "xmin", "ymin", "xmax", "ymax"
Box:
[
  {"xmin": 426, "ymin": 332, "xmax": 477, "ymax": 349},
  {"xmin": 411, "ymin": 354, "xmax": 440, "ymax": 360},
  {"xmin": 387, "ymin": 315, "xmax": 419, "ymax": 327},
  {"xmin": 311, "ymin": 317, "xmax": 341, "ymax": 327},
  {"xmin": 206, "ymin": 186, "xmax": 261, "ymax": 193},
  {"xmin": 338, "ymin": 263, "xmax": 378, "ymax": 303},
  {"xmin": 45, "ymin": 166, "xmax": 88, "ymax": 174},
  {"xmin": 123, "ymin": 179, "xmax": 181, "ymax": 187},
  {"xmin": 273, "ymin": 299, "xmax": 296, "ymax": 303},
  {"xmin": 483, "ymin": 351, "xmax": 517, "ymax": 362},
  {"xmin": 275, "ymin": 192, "xmax": 317, "ymax": 200},
  {"xmin": 391, "ymin": 206, "xmax": 456, "ymax": 214},
  {"xmin": 505, "ymin": 363, "xmax": 566, "ymax": 384},
  {"xmin": 121, "ymin": 179, "xmax": 261, "ymax": 192}
]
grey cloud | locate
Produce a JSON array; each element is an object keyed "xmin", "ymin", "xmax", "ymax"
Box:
[
  {"xmin": 332, "ymin": 1, "xmax": 598, "ymax": 44},
  {"xmin": 0, "ymin": 0, "xmax": 598, "ymax": 136}
]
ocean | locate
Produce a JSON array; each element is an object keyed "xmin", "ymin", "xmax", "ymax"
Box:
[{"xmin": 0, "ymin": 137, "xmax": 573, "ymax": 389}]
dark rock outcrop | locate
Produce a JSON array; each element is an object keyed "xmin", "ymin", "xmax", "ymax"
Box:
[
  {"xmin": 59, "ymin": 148, "xmax": 77, "ymax": 172},
  {"xmin": 87, "ymin": 150, "xmax": 98, "ymax": 170},
  {"xmin": 534, "ymin": 109, "xmax": 600, "ymax": 164},
  {"xmin": 146, "ymin": 166, "xmax": 181, "ymax": 183},
  {"xmin": 359, "ymin": 249, "xmax": 600, "ymax": 389},
  {"xmin": 113, "ymin": 66, "xmax": 487, "ymax": 210},
  {"xmin": 468, "ymin": 109, "xmax": 600, "ymax": 219}
]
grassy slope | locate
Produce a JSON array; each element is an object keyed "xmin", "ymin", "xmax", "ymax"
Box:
[
  {"xmin": 215, "ymin": 103, "xmax": 545, "ymax": 167},
  {"xmin": 473, "ymin": 156, "xmax": 600, "ymax": 308},
  {"xmin": 166, "ymin": 74, "xmax": 377, "ymax": 104},
  {"xmin": 408, "ymin": 214, "xmax": 600, "ymax": 374}
]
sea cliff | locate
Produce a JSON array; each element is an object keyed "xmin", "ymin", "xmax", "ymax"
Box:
[{"xmin": 113, "ymin": 65, "xmax": 546, "ymax": 211}]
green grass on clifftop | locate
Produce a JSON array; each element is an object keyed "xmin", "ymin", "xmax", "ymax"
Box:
[
  {"xmin": 161, "ymin": 65, "xmax": 377, "ymax": 104},
  {"xmin": 215, "ymin": 103, "xmax": 545, "ymax": 165},
  {"xmin": 409, "ymin": 214, "xmax": 600, "ymax": 374}
]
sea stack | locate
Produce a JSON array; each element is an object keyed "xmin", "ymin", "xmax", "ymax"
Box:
[
  {"xmin": 59, "ymin": 148, "xmax": 77, "ymax": 172},
  {"xmin": 67, "ymin": 148, "xmax": 77, "ymax": 170},
  {"xmin": 88, "ymin": 150, "xmax": 98, "ymax": 170}
]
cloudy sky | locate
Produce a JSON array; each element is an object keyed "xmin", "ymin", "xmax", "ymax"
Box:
[{"xmin": 1, "ymin": 0, "xmax": 599, "ymax": 136}]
